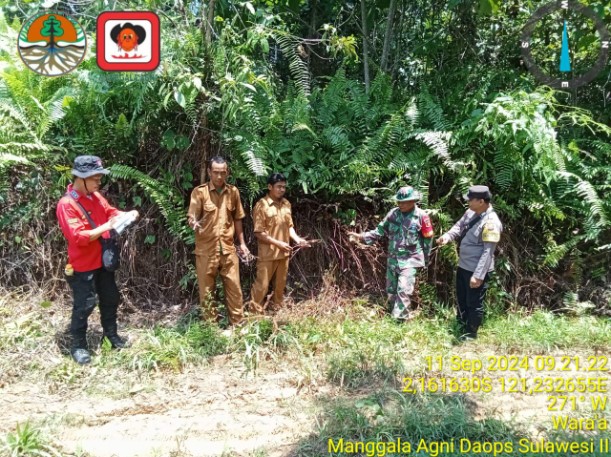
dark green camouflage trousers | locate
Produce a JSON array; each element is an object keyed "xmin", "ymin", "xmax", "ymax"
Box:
[{"xmin": 386, "ymin": 257, "xmax": 418, "ymax": 319}]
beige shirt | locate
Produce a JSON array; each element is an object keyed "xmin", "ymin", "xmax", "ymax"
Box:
[
  {"xmin": 253, "ymin": 196, "xmax": 294, "ymax": 260},
  {"xmin": 188, "ymin": 182, "xmax": 246, "ymax": 255}
]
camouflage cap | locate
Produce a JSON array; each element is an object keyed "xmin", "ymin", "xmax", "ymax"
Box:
[{"xmin": 395, "ymin": 186, "xmax": 420, "ymax": 202}]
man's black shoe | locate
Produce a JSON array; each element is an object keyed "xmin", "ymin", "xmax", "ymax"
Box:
[
  {"xmin": 103, "ymin": 334, "xmax": 130, "ymax": 349},
  {"xmin": 71, "ymin": 348, "xmax": 91, "ymax": 365}
]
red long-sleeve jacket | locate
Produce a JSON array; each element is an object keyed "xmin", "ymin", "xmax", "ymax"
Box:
[{"xmin": 56, "ymin": 184, "xmax": 120, "ymax": 272}]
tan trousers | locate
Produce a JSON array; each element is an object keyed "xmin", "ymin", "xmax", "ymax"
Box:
[
  {"xmin": 195, "ymin": 252, "xmax": 243, "ymax": 325},
  {"xmin": 249, "ymin": 257, "xmax": 290, "ymax": 314}
]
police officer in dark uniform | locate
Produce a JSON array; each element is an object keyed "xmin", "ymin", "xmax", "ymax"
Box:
[{"xmin": 437, "ymin": 185, "xmax": 502, "ymax": 340}]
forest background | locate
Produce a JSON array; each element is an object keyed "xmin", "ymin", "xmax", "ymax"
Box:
[{"xmin": 0, "ymin": 0, "xmax": 610, "ymax": 316}]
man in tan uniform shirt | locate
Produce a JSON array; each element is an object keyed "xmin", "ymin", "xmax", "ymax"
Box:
[
  {"xmin": 250, "ymin": 173, "xmax": 310, "ymax": 314},
  {"xmin": 187, "ymin": 157, "xmax": 250, "ymax": 325}
]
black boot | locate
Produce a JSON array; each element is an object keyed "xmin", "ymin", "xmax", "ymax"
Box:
[
  {"xmin": 70, "ymin": 336, "xmax": 91, "ymax": 365},
  {"xmin": 71, "ymin": 348, "xmax": 91, "ymax": 364},
  {"xmin": 102, "ymin": 328, "xmax": 130, "ymax": 349},
  {"xmin": 459, "ymin": 332, "xmax": 477, "ymax": 342},
  {"xmin": 460, "ymin": 326, "xmax": 478, "ymax": 341}
]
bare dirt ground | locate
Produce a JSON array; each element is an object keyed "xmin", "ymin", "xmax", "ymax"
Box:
[
  {"xmin": 1, "ymin": 356, "xmax": 329, "ymax": 457},
  {"xmin": 0, "ymin": 293, "xmax": 332, "ymax": 457},
  {"xmin": 1, "ymin": 293, "xmax": 609, "ymax": 457},
  {"xmin": 3, "ymin": 346, "xmax": 605, "ymax": 457}
]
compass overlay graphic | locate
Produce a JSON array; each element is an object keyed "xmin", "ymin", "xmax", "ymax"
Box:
[{"xmin": 520, "ymin": 1, "xmax": 610, "ymax": 90}]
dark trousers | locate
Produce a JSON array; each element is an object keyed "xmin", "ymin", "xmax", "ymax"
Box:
[
  {"xmin": 455, "ymin": 267, "xmax": 489, "ymax": 337},
  {"xmin": 67, "ymin": 268, "xmax": 120, "ymax": 348}
]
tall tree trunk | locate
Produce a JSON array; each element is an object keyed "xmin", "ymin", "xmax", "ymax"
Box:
[
  {"xmin": 361, "ymin": 0, "xmax": 370, "ymax": 94},
  {"xmin": 391, "ymin": 0, "xmax": 405, "ymax": 82},
  {"xmin": 381, "ymin": 0, "xmax": 397, "ymax": 72},
  {"xmin": 202, "ymin": 0, "xmax": 217, "ymax": 46},
  {"xmin": 309, "ymin": 0, "xmax": 318, "ymax": 38},
  {"xmin": 199, "ymin": 0, "xmax": 217, "ymax": 183}
]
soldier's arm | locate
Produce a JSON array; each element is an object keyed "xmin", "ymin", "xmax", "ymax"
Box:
[
  {"xmin": 361, "ymin": 210, "xmax": 392, "ymax": 245},
  {"xmin": 288, "ymin": 227, "xmax": 300, "ymax": 242},
  {"xmin": 420, "ymin": 212, "xmax": 434, "ymax": 263},
  {"xmin": 420, "ymin": 237, "xmax": 432, "ymax": 265}
]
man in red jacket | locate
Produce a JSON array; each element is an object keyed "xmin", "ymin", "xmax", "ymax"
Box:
[{"xmin": 56, "ymin": 156, "xmax": 138, "ymax": 365}]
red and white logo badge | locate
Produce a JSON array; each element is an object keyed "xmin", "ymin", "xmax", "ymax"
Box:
[{"xmin": 97, "ymin": 11, "xmax": 159, "ymax": 71}]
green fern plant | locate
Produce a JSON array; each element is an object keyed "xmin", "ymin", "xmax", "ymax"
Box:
[
  {"xmin": 272, "ymin": 32, "xmax": 311, "ymax": 97},
  {"xmin": 109, "ymin": 164, "xmax": 193, "ymax": 245},
  {"xmin": 454, "ymin": 88, "xmax": 610, "ymax": 271}
]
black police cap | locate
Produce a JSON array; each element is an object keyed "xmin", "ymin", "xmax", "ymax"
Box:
[{"xmin": 464, "ymin": 185, "xmax": 492, "ymax": 200}]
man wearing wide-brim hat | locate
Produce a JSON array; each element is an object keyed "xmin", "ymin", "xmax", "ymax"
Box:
[
  {"xmin": 437, "ymin": 185, "xmax": 503, "ymax": 340},
  {"xmin": 56, "ymin": 155, "xmax": 139, "ymax": 364},
  {"xmin": 349, "ymin": 186, "xmax": 435, "ymax": 320}
]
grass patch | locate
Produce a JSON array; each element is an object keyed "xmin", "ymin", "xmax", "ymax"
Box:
[
  {"xmin": 1, "ymin": 421, "xmax": 67, "ymax": 457},
  {"xmin": 232, "ymin": 319, "xmax": 277, "ymax": 373},
  {"xmin": 2, "ymin": 291, "xmax": 610, "ymax": 384},
  {"xmin": 327, "ymin": 346, "xmax": 404, "ymax": 388},
  {"xmin": 0, "ymin": 311, "xmax": 46, "ymax": 352},
  {"xmin": 252, "ymin": 307, "xmax": 611, "ymax": 387},
  {"xmin": 100, "ymin": 320, "xmax": 230, "ymax": 372},
  {"xmin": 295, "ymin": 389, "xmax": 611, "ymax": 457},
  {"xmin": 483, "ymin": 310, "xmax": 611, "ymax": 351}
]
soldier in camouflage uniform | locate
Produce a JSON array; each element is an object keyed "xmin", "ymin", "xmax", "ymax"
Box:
[{"xmin": 349, "ymin": 186, "xmax": 434, "ymax": 320}]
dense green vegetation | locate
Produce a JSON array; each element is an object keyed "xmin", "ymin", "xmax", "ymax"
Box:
[{"xmin": 0, "ymin": 0, "xmax": 609, "ymax": 313}]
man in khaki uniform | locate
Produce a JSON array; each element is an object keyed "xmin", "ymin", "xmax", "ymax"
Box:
[
  {"xmin": 187, "ymin": 157, "xmax": 250, "ymax": 325},
  {"xmin": 250, "ymin": 173, "xmax": 310, "ymax": 314}
]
